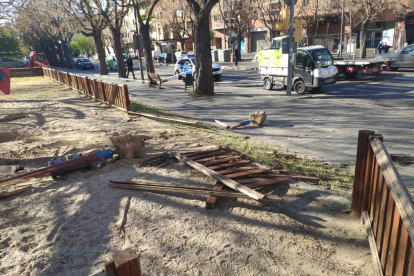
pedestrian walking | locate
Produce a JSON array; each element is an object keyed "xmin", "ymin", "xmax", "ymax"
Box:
[
  {"xmin": 234, "ymin": 46, "xmax": 240, "ymax": 66},
  {"xmin": 125, "ymin": 55, "xmax": 136, "ymax": 79},
  {"xmin": 377, "ymin": 41, "xmax": 383, "ymax": 54}
]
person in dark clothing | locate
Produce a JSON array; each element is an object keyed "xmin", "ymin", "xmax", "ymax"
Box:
[
  {"xmin": 382, "ymin": 42, "xmax": 392, "ymax": 53},
  {"xmin": 125, "ymin": 55, "xmax": 136, "ymax": 79},
  {"xmin": 377, "ymin": 41, "xmax": 383, "ymax": 54},
  {"xmin": 234, "ymin": 46, "xmax": 240, "ymax": 66}
]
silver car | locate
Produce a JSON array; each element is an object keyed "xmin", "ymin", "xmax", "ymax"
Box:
[{"xmin": 376, "ymin": 44, "xmax": 414, "ymax": 70}]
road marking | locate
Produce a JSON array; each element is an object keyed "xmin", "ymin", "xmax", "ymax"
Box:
[{"xmin": 216, "ymin": 81, "xmax": 234, "ymax": 84}]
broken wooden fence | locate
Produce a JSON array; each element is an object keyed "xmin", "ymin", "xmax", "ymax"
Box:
[
  {"xmin": 352, "ymin": 130, "xmax": 414, "ymax": 276},
  {"xmin": 9, "ymin": 67, "xmax": 44, "ymax": 78},
  {"xmin": 42, "ymin": 68, "xmax": 130, "ymax": 112}
]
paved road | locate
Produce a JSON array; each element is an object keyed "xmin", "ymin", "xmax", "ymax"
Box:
[{"xmin": 56, "ymin": 61, "xmax": 414, "ymax": 188}]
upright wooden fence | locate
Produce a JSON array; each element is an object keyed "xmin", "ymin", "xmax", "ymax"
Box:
[
  {"xmin": 9, "ymin": 67, "xmax": 44, "ymax": 78},
  {"xmin": 352, "ymin": 130, "xmax": 414, "ymax": 276},
  {"xmin": 43, "ymin": 68, "xmax": 130, "ymax": 112}
]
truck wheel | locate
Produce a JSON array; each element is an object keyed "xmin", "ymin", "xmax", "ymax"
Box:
[
  {"xmin": 263, "ymin": 78, "xmax": 273, "ymax": 90},
  {"xmin": 344, "ymin": 71, "xmax": 357, "ymax": 79},
  {"xmin": 294, "ymin": 80, "xmax": 306, "ymax": 94}
]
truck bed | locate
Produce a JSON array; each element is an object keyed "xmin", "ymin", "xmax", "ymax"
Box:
[{"xmin": 334, "ymin": 58, "xmax": 391, "ymax": 66}]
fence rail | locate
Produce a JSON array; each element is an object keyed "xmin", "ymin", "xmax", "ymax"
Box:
[
  {"xmin": 43, "ymin": 68, "xmax": 130, "ymax": 112},
  {"xmin": 352, "ymin": 130, "xmax": 414, "ymax": 276},
  {"xmin": 9, "ymin": 67, "xmax": 44, "ymax": 78}
]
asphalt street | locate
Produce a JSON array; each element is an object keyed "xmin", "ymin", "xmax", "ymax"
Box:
[{"xmin": 56, "ymin": 60, "xmax": 414, "ymax": 189}]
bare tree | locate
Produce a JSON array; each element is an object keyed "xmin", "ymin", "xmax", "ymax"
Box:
[
  {"xmin": 65, "ymin": 0, "xmax": 109, "ymax": 75},
  {"xmin": 219, "ymin": 0, "xmax": 258, "ymax": 57},
  {"xmin": 297, "ymin": 0, "xmax": 333, "ymax": 43},
  {"xmin": 184, "ymin": 0, "xmax": 219, "ymax": 96},
  {"xmin": 158, "ymin": 0, "xmax": 195, "ymax": 51},
  {"xmin": 97, "ymin": 0, "xmax": 131, "ymax": 78},
  {"xmin": 129, "ymin": 0, "xmax": 161, "ymax": 74},
  {"xmin": 256, "ymin": 0, "xmax": 284, "ymax": 39},
  {"xmin": 349, "ymin": 0, "xmax": 402, "ymax": 58}
]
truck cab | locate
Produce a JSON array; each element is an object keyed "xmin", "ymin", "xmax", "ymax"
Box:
[{"xmin": 259, "ymin": 36, "xmax": 337, "ymax": 93}]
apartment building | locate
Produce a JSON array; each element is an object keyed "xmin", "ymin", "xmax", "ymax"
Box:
[{"xmin": 148, "ymin": 0, "xmax": 413, "ymax": 54}]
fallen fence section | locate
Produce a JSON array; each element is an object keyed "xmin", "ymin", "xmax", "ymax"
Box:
[
  {"xmin": 352, "ymin": 130, "xmax": 414, "ymax": 276},
  {"xmin": 43, "ymin": 68, "xmax": 130, "ymax": 112},
  {"xmin": 9, "ymin": 67, "xmax": 44, "ymax": 78}
]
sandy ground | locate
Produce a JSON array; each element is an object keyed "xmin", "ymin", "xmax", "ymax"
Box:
[{"xmin": 0, "ymin": 77, "xmax": 374, "ymax": 275}]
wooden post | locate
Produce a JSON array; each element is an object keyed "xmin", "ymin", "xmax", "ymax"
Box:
[
  {"xmin": 104, "ymin": 248, "xmax": 142, "ymax": 276},
  {"xmin": 352, "ymin": 130, "xmax": 375, "ymax": 216}
]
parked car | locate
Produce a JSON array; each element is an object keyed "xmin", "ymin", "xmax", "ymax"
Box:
[
  {"xmin": 376, "ymin": 43, "xmax": 414, "ymax": 70},
  {"xmin": 174, "ymin": 51, "xmax": 186, "ymax": 62},
  {"xmin": 174, "ymin": 57, "xmax": 222, "ymax": 81},
  {"xmin": 0, "ymin": 57, "xmax": 3, "ymax": 67},
  {"xmin": 17, "ymin": 60, "xmax": 29, "ymax": 67},
  {"xmin": 186, "ymin": 51, "xmax": 195, "ymax": 57},
  {"xmin": 157, "ymin": 53, "xmax": 173, "ymax": 63},
  {"xmin": 254, "ymin": 48, "xmax": 270, "ymax": 62},
  {"xmin": 75, "ymin": 58, "xmax": 94, "ymax": 70}
]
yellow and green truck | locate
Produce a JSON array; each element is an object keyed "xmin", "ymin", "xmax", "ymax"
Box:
[{"xmin": 259, "ymin": 36, "xmax": 338, "ymax": 93}]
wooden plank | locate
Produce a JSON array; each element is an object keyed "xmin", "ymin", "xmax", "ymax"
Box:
[
  {"xmin": 361, "ymin": 134, "xmax": 383, "ymax": 220},
  {"xmin": 224, "ymin": 169, "xmax": 269, "ymax": 179},
  {"xmin": 244, "ymin": 173, "xmax": 320, "ymax": 182},
  {"xmin": 244, "ymin": 177, "xmax": 293, "ymax": 189},
  {"xmin": 373, "ymin": 169, "xmax": 385, "ymax": 237},
  {"xmin": 205, "ymin": 182, "xmax": 225, "ymax": 209},
  {"xmin": 201, "ymin": 156, "xmax": 241, "ymax": 167},
  {"xmin": 237, "ymin": 178, "xmax": 275, "ymax": 184},
  {"xmin": 352, "ymin": 130, "xmax": 375, "ymax": 216},
  {"xmin": 385, "ymin": 206, "xmax": 401, "ymax": 276},
  {"xmin": 363, "ymin": 211, "xmax": 384, "ymax": 276},
  {"xmin": 376, "ymin": 177, "xmax": 389, "ymax": 253},
  {"xmin": 372, "ymin": 139, "xmax": 414, "ymax": 243},
  {"xmin": 188, "ymin": 150, "xmax": 226, "ymax": 161},
  {"xmin": 193, "ymin": 154, "xmax": 231, "ymax": 163},
  {"xmin": 369, "ymin": 160, "xmax": 380, "ymax": 223},
  {"xmin": 407, "ymin": 245, "xmax": 414, "ymax": 276},
  {"xmin": 182, "ymin": 148, "xmax": 221, "ymax": 157},
  {"xmin": 394, "ymin": 223, "xmax": 410, "ymax": 275},
  {"xmin": 207, "ymin": 160, "xmax": 250, "ymax": 170},
  {"xmin": 214, "ymin": 167, "xmax": 258, "ymax": 175},
  {"xmin": 109, "ymin": 182, "xmax": 281, "ymax": 202},
  {"xmin": 174, "ymin": 153, "xmax": 265, "ymax": 200},
  {"xmin": 0, "ymin": 185, "xmax": 32, "ymax": 200},
  {"xmin": 128, "ymin": 111, "xmax": 199, "ymax": 124},
  {"xmin": 381, "ymin": 193, "xmax": 395, "ymax": 270}
]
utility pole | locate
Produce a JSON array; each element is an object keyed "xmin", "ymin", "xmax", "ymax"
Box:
[
  {"xmin": 339, "ymin": 0, "xmax": 344, "ymax": 58},
  {"xmin": 286, "ymin": 0, "xmax": 295, "ymax": 96}
]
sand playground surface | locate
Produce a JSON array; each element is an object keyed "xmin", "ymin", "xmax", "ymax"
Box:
[{"xmin": 0, "ymin": 77, "xmax": 374, "ymax": 275}]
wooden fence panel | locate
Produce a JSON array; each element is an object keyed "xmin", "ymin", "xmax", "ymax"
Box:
[
  {"xmin": 9, "ymin": 67, "xmax": 44, "ymax": 77},
  {"xmin": 353, "ymin": 131, "xmax": 414, "ymax": 276},
  {"xmin": 43, "ymin": 69, "xmax": 130, "ymax": 112}
]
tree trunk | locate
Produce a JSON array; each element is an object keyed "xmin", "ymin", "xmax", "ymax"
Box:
[
  {"xmin": 93, "ymin": 32, "xmax": 108, "ymax": 75},
  {"xmin": 193, "ymin": 16, "xmax": 214, "ymax": 96},
  {"xmin": 56, "ymin": 43, "xmax": 65, "ymax": 67},
  {"xmin": 359, "ymin": 20, "xmax": 369, "ymax": 59},
  {"xmin": 111, "ymin": 28, "xmax": 126, "ymax": 78},
  {"xmin": 314, "ymin": 22, "xmax": 319, "ymax": 43},
  {"xmin": 236, "ymin": 32, "xmax": 242, "ymax": 60},
  {"xmin": 140, "ymin": 23, "xmax": 155, "ymax": 73},
  {"xmin": 180, "ymin": 37, "xmax": 186, "ymax": 51},
  {"xmin": 62, "ymin": 39, "xmax": 72, "ymax": 69}
]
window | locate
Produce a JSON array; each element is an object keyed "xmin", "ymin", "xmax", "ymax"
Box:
[
  {"xmin": 403, "ymin": 45, "xmax": 414, "ymax": 53},
  {"xmin": 308, "ymin": 48, "xmax": 333, "ymax": 68},
  {"xmin": 214, "ymin": 14, "xmax": 222, "ymax": 22},
  {"xmin": 304, "ymin": 0, "xmax": 310, "ymax": 6},
  {"xmin": 271, "ymin": 39, "xmax": 282, "ymax": 49},
  {"xmin": 35, "ymin": 54, "xmax": 46, "ymax": 63},
  {"xmin": 295, "ymin": 50, "xmax": 312, "ymax": 69},
  {"xmin": 175, "ymin": 10, "xmax": 182, "ymax": 17}
]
